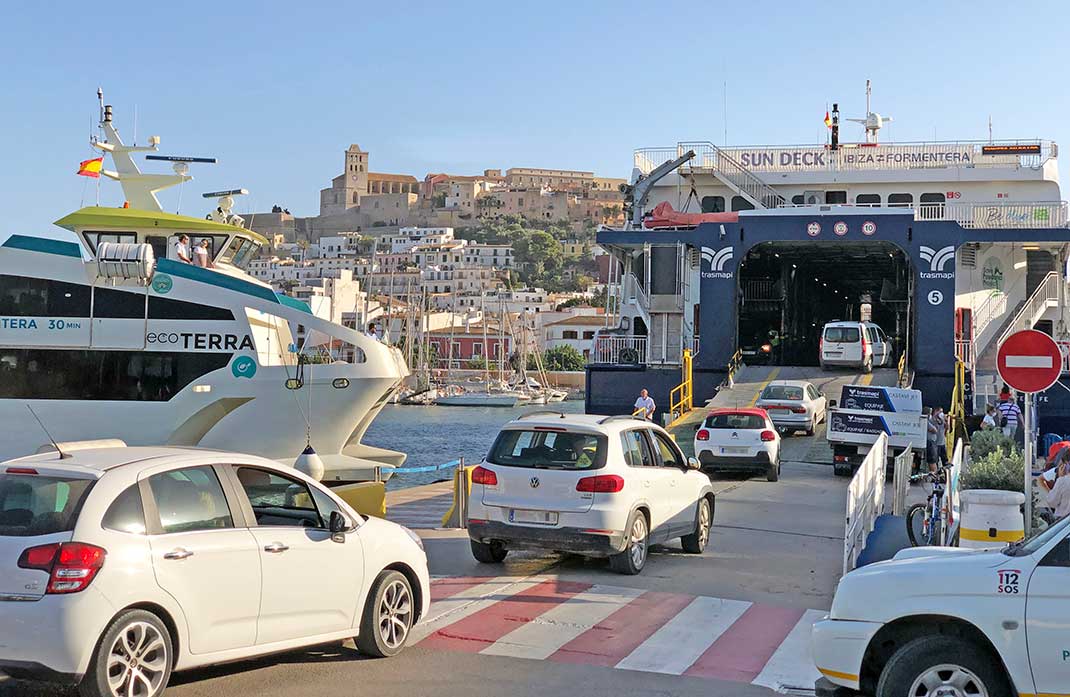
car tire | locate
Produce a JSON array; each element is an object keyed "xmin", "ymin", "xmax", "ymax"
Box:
[
  {"xmin": 609, "ymin": 510, "xmax": 648, "ymax": 575},
  {"xmin": 876, "ymin": 635, "xmax": 1011, "ymax": 697},
  {"xmin": 681, "ymin": 498, "xmax": 712, "ymax": 553},
  {"xmin": 805, "ymin": 417, "xmax": 816, "ymax": 436},
  {"xmin": 470, "ymin": 539, "xmax": 508, "ymax": 564},
  {"xmin": 767, "ymin": 458, "xmax": 780, "ymax": 482},
  {"xmin": 833, "ymin": 463, "xmax": 851, "ymax": 477},
  {"xmin": 80, "ymin": 609, "xmax": 173, "ymax": 697},
  {"xmin": 357, "ymin": 570, "xmax": 416, "ymax": 658}
]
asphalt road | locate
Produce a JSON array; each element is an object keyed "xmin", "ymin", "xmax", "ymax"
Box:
[{"xmin": 3, "ymin": 436, "xmax": 848, "ymax": 697}]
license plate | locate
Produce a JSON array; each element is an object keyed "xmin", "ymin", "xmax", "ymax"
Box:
[
  {"xmin": 769, "ymin": 406, "xmax": 790, "ymax": 412},
  {"xmin": 509, "ymin": 509, "xmax": 558, "ymax": 525},
  {"xmin": 720, "ymin": 446, "xmax": 748, "ymax": 454}
]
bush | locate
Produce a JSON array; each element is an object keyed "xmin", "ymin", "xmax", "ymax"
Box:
[
  {"xmin": 962, "ymin": 448, "xmax": 1024, "ymax": 492},
  {"xmin": 969, "ymin": 429, "xmax": 1017, "ymax": 459},
  {"xmin": 542, "ymin": 345, "xmax": 586, "ymax": 372},
  {"xmin": 467, "ymin": 356, "xmax": 488, "ymax": 370}
]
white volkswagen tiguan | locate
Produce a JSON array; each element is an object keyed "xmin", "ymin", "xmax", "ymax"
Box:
[
  {"xmin": 467, "ymin": 414, "xmax": 716, "ymax": 575},
  {"xmin": 0, "ymin": 443, "xmax": 430, "ymax": 697}
]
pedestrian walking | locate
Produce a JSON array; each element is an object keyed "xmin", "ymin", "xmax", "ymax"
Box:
[
  {"xmin": 634, "ymin": 389, "xmax": 655, "ymax": 421},
  {"xmin": 997, "ymin": 387, "xmax": 1022, "ymax": 442}
]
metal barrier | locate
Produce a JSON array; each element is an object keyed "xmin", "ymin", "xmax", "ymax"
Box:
[
  {"xmin": 669, "ymin": 349, "xmax": 694, "ymax": 419},
  {"xmin": 844, "ymin": 432, "xmax": 889, "ymax": 575},
  {"xmin": 591, "ymin": 335, "xmax": 648, "ymax": 365},
  {"xmin": 441, "ymin": 458, "xmax": 471, "ymax": 528},
  {"xmin": 891, "ymin": 443, "xmax": 914, "ymax": 517},
  {"xmin": 722, "ymin": 348, "xmax": 744, "ymax": 389}
]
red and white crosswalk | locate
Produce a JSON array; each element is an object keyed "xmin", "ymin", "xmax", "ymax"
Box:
[{"xmin": 417, "ymin": 576, "xmax": 825, "ymax": 693}]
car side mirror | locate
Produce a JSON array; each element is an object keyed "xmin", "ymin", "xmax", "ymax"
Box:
[
  {"xmin": 687, "ymin": 457, "xmax": 701, "ymax": 470},
  {"xmin": 329, "ymin": 511, "xmax": 347, "ymax": 541}
]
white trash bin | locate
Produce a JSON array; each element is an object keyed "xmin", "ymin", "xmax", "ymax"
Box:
[{"xmin": 959, "ymin": 490, "xmax": 1025, "ymax": 549}]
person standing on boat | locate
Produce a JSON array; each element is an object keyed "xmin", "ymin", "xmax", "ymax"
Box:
[
  {"xmin": 174, "ymin": 234, "xmax": 192, "ymax": 264},
  {"xmin": 634, "ymin": 389, "xmax": 655, "ymax": 421},
  {"xmin": 193, "ymin": 239, "xmax": 214, "ymax": 268}
]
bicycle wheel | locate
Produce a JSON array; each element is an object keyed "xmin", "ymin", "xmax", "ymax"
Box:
[
  {"xmin": 929, "ymin": 510, "xmax": 944, "ymax": 546},
  {"xmin": 906, "ymin": 503, "xmax": 928, "ymax": 547}
]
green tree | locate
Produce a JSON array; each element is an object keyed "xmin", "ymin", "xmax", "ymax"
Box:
[{"xmin": 542, "ymin": 345, "xmax": 586, "ymax": 371}]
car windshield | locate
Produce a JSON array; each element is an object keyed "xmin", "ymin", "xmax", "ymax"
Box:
[
  {"xmin": 1004, "ymin": 515, "xmax": 1070, "ymax": 556},
  {"xmin": 761, "ymin": 385, "xmax": 804, "ymax": 401},
  {"xmin": 0, "ymin": 472, "xmax": 95, "ymax": 537},
  {"xmin": 825, "ymin": 327, "xmax": 860, "ymax": 342},
  {"xmin": 487, "ymin": 429, "xmax": 606, "ymax": 470},
  {"xmin": 705, "ymin": 413, "xmax": 765, "ymax": 430}
]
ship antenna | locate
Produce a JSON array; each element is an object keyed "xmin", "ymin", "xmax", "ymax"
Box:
[{"xmin": 26, "ymin": 406, "xmax": 67, "ymax": 459}]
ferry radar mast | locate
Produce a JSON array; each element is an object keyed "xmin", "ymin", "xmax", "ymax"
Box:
[
  {"xmin": 845, "ymin": 79, "xmax": 893, "ymax": 143},
  {"xmin": 91, "ymin": 88, "xmax": 216, "ymax": 211}
]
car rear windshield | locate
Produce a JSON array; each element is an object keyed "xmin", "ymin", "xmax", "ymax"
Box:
[
  {"xmin": 0, "ymin": 473, "xmax": 95, "ymax": 537},
  {"xmin": 825, "ymin": 326, "xmax": 860, "ymax": 342},
  {"xmin": 487, "ymin": 429, "xmax": 607, "ymax": 470},
  {"xmin": 761, "ymin": 385, "xmax": 804, "ymax": 401},
  {"xmin": 705, "ymin": 413, "xmax": 766, "ymax": 430}
]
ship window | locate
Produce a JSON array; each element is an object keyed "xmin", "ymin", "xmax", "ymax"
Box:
[
  {"xmin": 888, "ymin": 193, "xmax": 913, "ymax": 207},
  {"xmin": 218, "ymin": 238, "xmax": 261, "ymax": 270},
  {"xmin": 92, "ymin": 286, "xmax": 146, "ymax": 319},
  {"xmin": 825, "ymin": 191, "xmax": 847, "ymax": 204},
  {"xmin": 82, "ymin": 231, "xmax": 137, "ymax": 253},
  {"xmin": 146, "ymin": 236, "xmax": 168, "ymax": 261},
  {"xmin": 920, "ymin": 193, "xmax": 946, "ymax": 204},
  {"xmin": 791, "ymin": 195, "xmax": 804, "ymax": 205},
  {"xmin": 148, "ymin": 296, "xmax": 234, "ymax": 321},
  {"xmin": 0, "ymin": 275, "xmax": 91, "ymax": 317},
  {"xmin": 855, "ymin": 193, "xmax": 881, "ymax": 206},
  {"xmin": 731, "ymin": 196, "xmax": 755, "ymax": 212},
  {"xmin": 701, "ymin": 196, "xmax": 725, "ymax": 213},
  {"xmin": 0, "ymin": 349, "xmax": 232, "ymax": 401}
]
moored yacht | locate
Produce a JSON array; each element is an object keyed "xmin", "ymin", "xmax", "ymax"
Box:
[{"xmin": 0, "ymin": 99, "xmax": 408, "ymax": 481}]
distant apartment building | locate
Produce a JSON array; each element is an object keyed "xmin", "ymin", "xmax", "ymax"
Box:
[
  {"xmin": 426, "ymin": 322, "xmax": 511, "ymax": 364},
  {"xmin": 542, "ymin": 314, "xmax": 606, "ymax": 359},
  {"xmin": 389, "ymin": 227, "xmax": 454, "ymax": 253}
]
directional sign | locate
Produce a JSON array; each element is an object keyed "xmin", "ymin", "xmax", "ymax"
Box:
[{"xmin": 997, "ymin": 329, "xmax": 1063, "ymax": 393}]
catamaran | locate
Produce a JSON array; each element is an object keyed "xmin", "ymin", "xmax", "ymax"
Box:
[{"xmin": 0, "ymin": 97, "xmax": 409, "ymax": 482}]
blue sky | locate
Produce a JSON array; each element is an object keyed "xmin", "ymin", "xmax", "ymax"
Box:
[{"xmin": 3, "ymin": 0, "xmax": 1068, "ymax": 232}]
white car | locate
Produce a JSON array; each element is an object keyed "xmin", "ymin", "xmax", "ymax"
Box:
[
  {"xmin": 819, "ymin": 321, "xmax": 892, "ymax": 372},
  {"xmin": 694, "ymin": 408, "xmax": 782, "ymax": 481},
  {"xmin": 812, "ymin": 517, "xmax": 1070, "ymax": 697},
  {"xmin": 754, "ymin": 380, "xmax": 828, "ymax": 436},
  {"xmin": 467, "ymin": 414, "xmax": 716, "ymax": 575},
  {"xmin": 0, "ymin": 443, "xmax": 430, "ymax": 697}
]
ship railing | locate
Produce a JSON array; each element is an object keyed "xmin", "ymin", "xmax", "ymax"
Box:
[
  {"xmin": 634, "ymin": 139, "xmax": 1055, "ymax": 176},
  {"xmin": 590, "ymin": 335, "xmax": 648, "ymax": 365},
  {"xmin": 766, "ymin": 201, "xmax": 1068, "ymax": 229},
  {"xmin": 954, "ymin": 339, "xmax": 974, "ymax": 367},
  {"xmin": 998, "ymin": 271, "xmax": 1061, "ymax": 347},
  {"xmin": 972, "ymin": 289, "xmax": 1008, "ymax": 344}
]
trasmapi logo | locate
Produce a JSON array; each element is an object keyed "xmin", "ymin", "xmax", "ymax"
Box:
[
  {"xmin": 700, "ymin": 246, "xmax": 734, "ymax": 278},
  {"xmin": 919, "ymin": 245, "xmax": 955, "ymax": 279}
]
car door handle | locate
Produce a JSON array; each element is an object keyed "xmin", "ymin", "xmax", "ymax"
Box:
[
  {"xmin": 163, "ymin": 548, "xmax": 193, "ymax": 560},
  {"xmin": 263, "ymin": 543, "xmax": 289, "ymax": 554}
]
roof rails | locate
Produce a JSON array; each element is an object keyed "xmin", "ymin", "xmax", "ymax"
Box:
[
  {"xmin": 597, "ymin": 414, "xmax": 647, "ymax": 425},
  {"xmin": 517, "ymin": 411, "xmax": 567, "ymax": 420}
]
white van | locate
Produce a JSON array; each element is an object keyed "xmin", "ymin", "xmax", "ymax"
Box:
[{"xmin": 819, "ymin": 321, "xmax": 891, "ymax": 372}]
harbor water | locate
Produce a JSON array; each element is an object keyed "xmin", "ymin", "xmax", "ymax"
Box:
[{"xmin": 364, "ymin": 400, "xmax": 585, "ymax": 490}]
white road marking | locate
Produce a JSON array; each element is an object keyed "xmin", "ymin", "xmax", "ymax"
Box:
[
  {"xmin": 614, "ymin": 595, "xmax": 751, "ymax": 675},
  {"xmin": 751, "ymin": 608, "xmax": 826, "ymax": 692},
  {"xmin": 481, "ymin": 584, "xmax": 644, "ymax": 660},
  {"xmin": 411, "ymin": 576, "xmax": 551, "ymax": 642}
]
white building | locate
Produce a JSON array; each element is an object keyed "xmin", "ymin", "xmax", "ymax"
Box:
[
  {"xmin": 542, "ymin": 314, "xmax": 606, "ymax": 359},
  {"xmin": 389, "ymin": 227, "xmax": 454, "ymax": 253}
]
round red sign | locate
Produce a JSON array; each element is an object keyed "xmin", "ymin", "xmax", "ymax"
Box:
[{"xmin": 997, "ymin": 329, "xmax": 1064, "ymax": 393}]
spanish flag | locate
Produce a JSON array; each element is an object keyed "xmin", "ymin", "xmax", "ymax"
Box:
[
  {"xmin": 824, "ymin": 111, "xmax": 832, "ymax": 129},
  {"xmin": 77, "ymin": 157, "xmax": 103, "ymax": 178}
]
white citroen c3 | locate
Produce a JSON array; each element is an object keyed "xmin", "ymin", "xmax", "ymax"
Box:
[{"xmin": 0, "ymin": 443, "xmax": 430, "ymax": 697}]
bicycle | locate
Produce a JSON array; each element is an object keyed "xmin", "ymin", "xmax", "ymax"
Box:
[{"xmin": 906, "ymin": 467, "xmax": 951, "ymax": 546}]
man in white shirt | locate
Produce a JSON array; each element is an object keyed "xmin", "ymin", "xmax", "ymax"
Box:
[
  {"xmin": 634, "ymin": 389, "xmax": 655, "ymax": 421},
  {"xmin": 174, "ymin": 234, "xmax": 192, "ymax": 264},
  {"xmin": 1040, "ymin": 457, "xmax": 1070, "ymax": 519}
]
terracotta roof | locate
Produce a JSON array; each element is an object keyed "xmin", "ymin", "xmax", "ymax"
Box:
[{"xmin": 369, "ymin": 172, "xmax": 418, "ymax": 183}]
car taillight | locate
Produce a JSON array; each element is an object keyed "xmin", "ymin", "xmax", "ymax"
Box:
[
  {"xmin": 819, "ymin": 336, "xmax": 823, "ymax": 353},
  {"xmin": 576, "ymin": 475, "xmax": 625, "ymax": 493},
  {"xmin": 791, "ymin": 406, "xmax": 807, "ymax": 414},
  {"xmin": 861, "ymin": 333, "xmax": 868, "ymax": 354},
  {"xmin": 760, "ymin": 430, "xmax": 776, "ymax": 442},
  {"xmin": 696, "ymin": 429, "xmax": 710, "ymax": 441},
  {"xmin": 17, "ymin": 542, "xmax": 106, "ymax": 594},
  {"xmin": 5, "ymin": 467, "xmax": 39, "ymax": 475},
  {"xmin": 471, "ymin": 466, "xmax": 498, "ymax": 486}
]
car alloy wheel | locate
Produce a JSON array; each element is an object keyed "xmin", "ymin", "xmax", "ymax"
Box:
[
  {"xmin": 106, "ymin": 621, "xmax": 168, "ymax": 697},
  {"xmin": 908, "ymin": 664, "xmax": 989, "ymax": 697},
  {"xmin": 378, "ymin": 578, "xmax": 413, "ymax": 651},
  {"xmin": 697, "ymin": 500, "xmax": 711, "ymax": 548},
  {"xmin": 629, "ymin": 515, "xmax": 648, "ymax": 568}
]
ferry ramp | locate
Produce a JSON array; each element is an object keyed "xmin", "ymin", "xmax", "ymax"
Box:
[{"xmin": 671, "ymin": 365, "xmax": 898, "ymax": 464}]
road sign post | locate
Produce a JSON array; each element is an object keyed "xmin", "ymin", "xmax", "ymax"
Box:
[{"xmin": 997, "ymin": 329, "xmax": 1064, "ymax": 537}]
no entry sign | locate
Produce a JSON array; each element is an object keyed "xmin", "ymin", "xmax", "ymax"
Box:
[{"xmin": 997, "ymin": 329, "xmax": 1064, "ymax": 393}]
